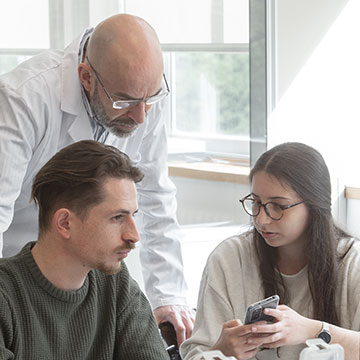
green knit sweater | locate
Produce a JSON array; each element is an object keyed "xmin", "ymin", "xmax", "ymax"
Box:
[{"xmin": 0, "ymin": 242, "xmax": 169, "ymax": 360}]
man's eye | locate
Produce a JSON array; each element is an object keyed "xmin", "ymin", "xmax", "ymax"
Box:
[{"xmin": 113, "ymin": 215, "xmax": 124, "ymax": 221}]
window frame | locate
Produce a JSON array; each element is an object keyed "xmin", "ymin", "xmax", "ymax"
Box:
[
  {"xmin": 162, "ymin": 42, "xmax": 250, "ymax": 160},
  {"xmin": 249, "ymin": 0, "xmax": 275, "ymax": 166}
]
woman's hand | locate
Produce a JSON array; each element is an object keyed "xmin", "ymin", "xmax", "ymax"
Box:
[
  {"xmin": 210, "ymin": 319, "xmax": 268, "ymax": 360},
  {"xmin": 247, "ymin": 305, "xmax": 322, "ymax": 348}
]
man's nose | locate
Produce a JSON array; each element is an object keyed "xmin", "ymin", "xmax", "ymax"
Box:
[
  {"xmin": 127, "ymin": 102, "xmax": 151, "ymax": 124},
  {"xmin": 123, "ymin": 216, "xmax": 140, "ymax": 244}
]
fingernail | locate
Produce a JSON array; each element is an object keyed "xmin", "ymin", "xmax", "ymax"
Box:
[{"xmin": 252, "ymin": 327, "xmax": 257, "ymax": 332}]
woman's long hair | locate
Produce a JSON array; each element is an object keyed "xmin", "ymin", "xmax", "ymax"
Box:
[{"xmin": 250, "ymin": 142, "xmax": 351, "ymax": 325}]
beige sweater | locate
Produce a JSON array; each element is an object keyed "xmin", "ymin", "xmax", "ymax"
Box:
[{"xmin": 180, "ymin": 232, "xmax": 360, "ymax": 360}]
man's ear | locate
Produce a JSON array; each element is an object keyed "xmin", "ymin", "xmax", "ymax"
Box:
[
  {"xmin": 78, "ymin": 63, "xmax": 92, "ymax": 92},
  {"xmin": 52, "ymin": 208, "xmax": 76, "ymax": 239}
]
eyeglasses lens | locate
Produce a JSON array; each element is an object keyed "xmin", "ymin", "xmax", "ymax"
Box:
[
  {"xmin": 265, "ymin": 203, "xmax": 282, "ymax": 220},
  {"xmin": 243, "ymin": 199, "xmax": 283, "ymax": 220}
]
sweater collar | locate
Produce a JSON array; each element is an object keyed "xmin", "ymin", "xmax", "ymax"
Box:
[{"xmin": 21, "ymin": 242, "xmax": 90, "ymax": 303}]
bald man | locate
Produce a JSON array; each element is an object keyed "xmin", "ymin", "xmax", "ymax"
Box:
[{"xmin": 0, "ymin": 14, "xmax": 194, "ymax": 345}]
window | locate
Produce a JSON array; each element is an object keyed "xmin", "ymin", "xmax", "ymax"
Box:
[
  {"xmin": 0, "ymin": 0, "xmax": 269, "ymax": 164},
  {"xmin": 0, "ymin": 0, "xmax": 49, "ymax": 74},
  {"xmin": 123, "ymin": 0, "xmax": 271, "ymax": 163},
  {"xmin": 123, "ymin": 0, "xmax": 250, "ymax": 159}
]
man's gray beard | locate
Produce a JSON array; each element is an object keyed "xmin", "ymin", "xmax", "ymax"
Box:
[{"xmin": 89, "ymin": 84, "xmax": 140, "ymax": 138}]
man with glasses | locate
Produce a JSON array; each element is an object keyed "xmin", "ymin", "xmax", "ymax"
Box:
[{"xmin": 0, "ymin": 13, "xmax": 194, "ymax": 344}]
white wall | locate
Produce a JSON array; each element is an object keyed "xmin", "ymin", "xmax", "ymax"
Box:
[
  {"xmin": 269, "ymin": 0, "xmax": 360, "ymax": 233},
  {"xmin": 171, "ymin": 176, "xmax": 250, "ymax": 226},
  {"xmin": 276, "ymin": 0, "xmax": 350, "ymax": 99},
  {"xmin": 347, "ymin": 199, "xmax": 360, "ymax": 238},
  {"xmin": 169, "ymin": 176, "xmax": 251, "ymax": 307}
]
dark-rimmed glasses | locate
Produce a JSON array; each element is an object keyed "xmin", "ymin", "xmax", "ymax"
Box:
[
  {"xmin": 86, "ymin": 56, "xmax": 170, "ymax": 110},
  {"xmin": 239, "ymin": 194, "xmax": 304, "ymax": 221}
]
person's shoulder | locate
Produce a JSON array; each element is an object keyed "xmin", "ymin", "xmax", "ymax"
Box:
[
  {"xmin": 338, "ymin": 236, "xmax": 360, "ymax": 263},
  {"xmin": 0, "ymin": 250, "xmax": 27, "ymax": 273},
  {"xmin": 0, "ymin": 49, "xmax": 63, "ymax": 93},
  {"xmin": 206, "ymin": 228, "xmax": 256, "ymax": 270},
  {"xmin": 0, "ymin": 252, "xmax": 28, "ymax": 293},
  {"xmin": 210, "ymin": 228, "xmax": 254, "ymax": 257},
  {"xmin": 336, "ymin": 237, "xmax": 360, "ymax": 298},
  {"xmin": 0, "ymin": 257, "xmax": 13, "ymax": 281},
  {"xmin": 336, "ymin": 237, "xmax": 360, "ymax": 283}
]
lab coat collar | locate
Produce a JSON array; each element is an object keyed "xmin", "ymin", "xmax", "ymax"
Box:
[
  {"xmin": 60, "ymin": 29, "xmax": 90, "ymax": 117},
  {"xmin": 60, "ymin": 29, "xmax": 94, "ymax": 142}
]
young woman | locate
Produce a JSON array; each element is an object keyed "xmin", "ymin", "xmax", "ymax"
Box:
[{"xmin": 180, "ymin": 142, "xmax": 360, "ymax": 360}]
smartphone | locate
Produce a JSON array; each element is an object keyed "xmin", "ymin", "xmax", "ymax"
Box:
[{"xmin": 244, "ymin": 295, "xmax": 280, "ymax": 325}]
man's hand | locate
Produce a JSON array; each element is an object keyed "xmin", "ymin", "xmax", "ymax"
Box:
[{"xmin": 154, "ymin": 305, "xmax": 195, "ymax": 346}]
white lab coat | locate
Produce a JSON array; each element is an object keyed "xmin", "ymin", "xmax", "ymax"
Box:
[{"xmin": 0, "ymin": 32, "xmax": 187, "ymax": 309}]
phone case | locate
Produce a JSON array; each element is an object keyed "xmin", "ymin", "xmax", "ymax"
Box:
[
  {"xmin": 299, "ymin": 339, "xmax": 344, "ymax": 360},
  {"xmin": 244, "ymin": 295, "xmax": 279, "ymax": 324}
]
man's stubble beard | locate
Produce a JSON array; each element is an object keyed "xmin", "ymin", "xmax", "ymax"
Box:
[
  {"xmin": 95, "ymin": 243, "xmax": 136, "ymax": 276},
  {"xmin": 89, "ymin": 84, "xmax": 141, "ymax": 138}
]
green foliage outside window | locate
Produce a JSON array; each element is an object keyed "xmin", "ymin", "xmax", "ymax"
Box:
[{"xmin": 175, "ymin": 52, "xmax": 249, "ymax": 136}]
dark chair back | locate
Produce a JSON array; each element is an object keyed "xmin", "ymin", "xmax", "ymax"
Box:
[{"xmin": 159, "ymin": 322, "xmax": 182, "ymax": 360}]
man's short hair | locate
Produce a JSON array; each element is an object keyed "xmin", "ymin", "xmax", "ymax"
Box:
[{"xmin": 31, "ymin": 140, "xmax": 144, "ymax": 234}]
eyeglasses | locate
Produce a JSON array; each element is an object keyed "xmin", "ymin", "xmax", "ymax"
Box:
[
  {"xmin": 86, "ymin": 56, "xmax": 170, "ymax": 110},
  {"xmin": 239, "ymin": 194, "xmax": 304, "ymax": 221}
]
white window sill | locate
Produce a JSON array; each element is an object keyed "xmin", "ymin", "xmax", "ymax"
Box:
[
  {"xmin": 345, "ymin": 187, "xmax": 360, "ymax": 200},
  {"xmin": 168, "ymin": 158, "xmax": 250, "ymax": 183}
]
